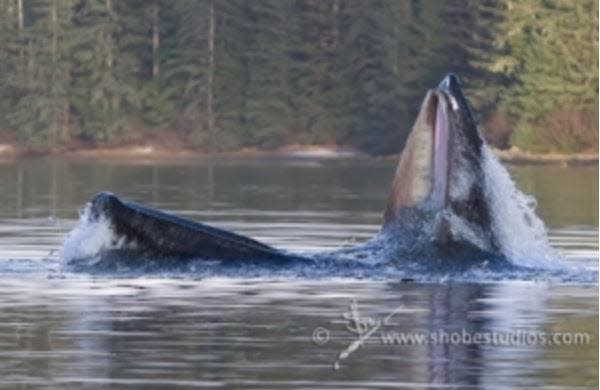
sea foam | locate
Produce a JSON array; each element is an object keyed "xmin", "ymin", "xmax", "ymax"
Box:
[
  {"xmin": 61, "ymin": 205, "xmax": 127, "ymax": 262},
  {"xmin": 482, "ymin": 146, "xmax": 559, "ymax": 267}
]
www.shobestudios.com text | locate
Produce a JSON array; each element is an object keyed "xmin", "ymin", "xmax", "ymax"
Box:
[
  {"xmin": 313, "ymin": 327, "xmax": 591, "ymax": 347},
  {"xmin": 378, "ymin": 329, "xmax": 591, "ymax": 346}
]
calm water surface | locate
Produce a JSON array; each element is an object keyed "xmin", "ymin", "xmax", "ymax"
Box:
[{"xmin": 0, "ymin": 157, "xmax": 597, "ymax": 389}]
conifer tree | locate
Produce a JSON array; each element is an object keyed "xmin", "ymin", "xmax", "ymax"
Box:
[{"xmin": 9, "ymin": 0, "xmax": 75, "ymax": 147}]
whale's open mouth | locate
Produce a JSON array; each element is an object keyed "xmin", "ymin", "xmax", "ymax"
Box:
[
  {"xmin": 383, "ymin": 74, "xmax": 504, "ymax": 251},
  {"xmin": 383, "ymin": 88, "xmax": 454, "ymax": 223},
  {"xmin": 431, "ymin": 91, "xmax": 451, "ymax": 209}
]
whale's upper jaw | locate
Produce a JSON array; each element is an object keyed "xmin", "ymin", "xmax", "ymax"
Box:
[
  {"xmin": 437, "ymin": 73, "xmax": 484, "ymax": 159},
  {"xmin": 384, "ymin": 73, "xmax": 495, "ymax": 251}
]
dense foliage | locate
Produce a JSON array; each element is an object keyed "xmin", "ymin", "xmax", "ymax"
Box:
[{"xmin": 0, "ymin": 0, "xmax": 597, "ymax": 153}]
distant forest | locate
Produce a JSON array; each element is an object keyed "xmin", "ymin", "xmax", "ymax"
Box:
[{"xmin": 0, "ymin": 0, "xmax": 597, "ymax": 154}]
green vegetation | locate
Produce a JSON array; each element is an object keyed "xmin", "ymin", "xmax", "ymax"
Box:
[
  {"xmin": 0, "ymin": 0, "xmax": 597, "ymax": 154},
  {"xmin": 483, "ymin": 0, "xmax": 598, "ymax": 152}
]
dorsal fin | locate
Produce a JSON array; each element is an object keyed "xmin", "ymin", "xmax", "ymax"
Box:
[{"xmin": 383, "ymin": 90, "xmax": 438, "ymax": 225}]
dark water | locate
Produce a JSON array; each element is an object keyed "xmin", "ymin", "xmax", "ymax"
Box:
[{"xmin": 0, "ymin": 157, "xmax": 597, "ymax": 388}]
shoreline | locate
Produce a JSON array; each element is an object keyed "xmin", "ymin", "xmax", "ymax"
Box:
[
  {"xmin": 0, "ymin": 143, "xmax": 597, "ymax": 166},
  {"xmin": 491, "ymin": 148, "xmax": 598, "ymax": 166}
]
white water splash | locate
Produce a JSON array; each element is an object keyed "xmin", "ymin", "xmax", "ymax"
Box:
[
  {"xmin": 60, "ymin": 205, "xmax": 128, "ymax": 262},
  {"xmin": 482, "ymin": 146, "xmax": 559, "ymax": 267}
]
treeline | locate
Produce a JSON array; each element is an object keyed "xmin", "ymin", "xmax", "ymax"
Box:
[{"xmin": 0, "ymin": 0, "xmax": 597, "ymax": 154}]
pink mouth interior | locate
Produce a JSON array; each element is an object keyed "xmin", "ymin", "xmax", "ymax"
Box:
[{"xmin": 430, "ymin": 96, "xmax": 449, "ymax": 207}]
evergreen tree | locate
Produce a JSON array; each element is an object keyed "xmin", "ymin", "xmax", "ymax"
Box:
[
  {"xmin": 0, "ymin": 0, "xmax": 595, "ymax": 154},
  {"xmin": 165, "ymin": 0, "xmax": 210, "ymax": 146},
  {"xmin": 0, "ymin": 0, "xmax": 22, "ymax": 130},
  {"xmin": 70, "ymin": 0, "xmax": 139, "ymax": 143},
  {"xmin": 337, "ymin": 0, "xmax": 401, "ymax": 153},
  {"xmin": 8, "ymin": 0, "xmax": 75, "ymax": 147},
  {"xmin": 288, "ymin": 0, "xmax": 344, "ymax": 144},
  {"xmin": 488, "ymin": 0, "xmax": 598, "ymax": 151},
  {"xmin": 237, "ymin": 0, "xmax": 292, "ymax": 148},
  {"xmin": 130, "ymin": 0, "xmax": 178, "ymax": 129},
  {"xmin": 212, "ymin": 0, "xmax": 247, "ymax": 149}
]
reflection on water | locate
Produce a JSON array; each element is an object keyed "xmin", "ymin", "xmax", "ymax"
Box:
[
  {"xmin": 0, "ymin": 279, "xmax": 596, "ymax": 388},
  {"xmin": 512, "ymin": 165, "xmax": 598, "ymax": 227},
  {"xmin": 0, "ymin": 157, "xmax": 597, "ymax": 388}
]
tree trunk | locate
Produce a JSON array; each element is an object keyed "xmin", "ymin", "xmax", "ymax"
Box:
[
  {"xmin": 331, "ymin": 0, "xmax": 339, "ymax": 50},
  {"xmin": 152, "ymin": 0, "xmax": 160, "ymax": 78},
  {"xmin": 206, "ymin": 0, "xmax": 215, "ymax": 151},
  {"xmin": 50, "ymin": 0, "xmax": 58, "ymax": 146},
  {"xmin": 18, "ymin": 0, "xmax": 24, "ymax": 62},
  {"xmin": 17, "ymin": 0, "xmax": 23, "ymax": 30},
  {"xmin": 105, "ymin": 0, "xmax": 118, "ymax": 119},
  {"xmin": 26, "ymin": 40, "xmax": 33, "ymax": 88},
  {"xmin": 51, "ymin": 0, "xmax": 57, "ymax": 60},
  {"xmin": 106, "ymin": 0, "xmax": 113, "ymax": 69}
]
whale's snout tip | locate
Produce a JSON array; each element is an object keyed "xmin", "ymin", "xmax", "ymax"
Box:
[
  {"xmin": 89, "ymin": 191, "xmax": 118, "ymax": 220},
  {"xmin": 438, "ymin": 73, "xmax": 461, "ymax": 92}
]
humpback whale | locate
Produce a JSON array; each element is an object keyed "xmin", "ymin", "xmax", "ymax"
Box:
[{"xmin": 63, "ymin": 74, "xmax": 525, "ymax": 272}]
